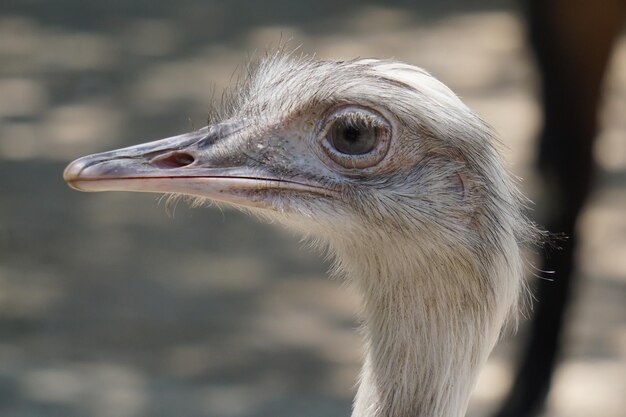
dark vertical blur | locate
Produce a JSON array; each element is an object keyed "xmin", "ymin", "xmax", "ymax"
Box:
[{"xmin": 495, "ymin": 1, "xmax": 626, "ymax": 416}]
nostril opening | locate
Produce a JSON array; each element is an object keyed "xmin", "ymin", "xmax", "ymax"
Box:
[{"xmin": 151, "ymin": 152, "xmax": 195, "ymax": 169}]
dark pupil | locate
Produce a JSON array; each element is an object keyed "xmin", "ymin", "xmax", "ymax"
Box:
[{"xmin": 331, "ymin": 121, "xmax": 377, "ymax": 155}]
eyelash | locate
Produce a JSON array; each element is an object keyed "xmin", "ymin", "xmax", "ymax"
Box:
[{"xmin": 329, "ymin": 112, "xmax": 377, "ymax": 130}]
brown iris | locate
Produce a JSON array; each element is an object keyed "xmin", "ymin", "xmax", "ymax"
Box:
[{"xmin": 321, "ymin": 106, "xmax": 392, "ymax": 169}]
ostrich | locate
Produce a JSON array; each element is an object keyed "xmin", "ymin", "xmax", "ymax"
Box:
[{"xmin": 64, "ymin": 54, "xmax": 536, "ymax": 417}]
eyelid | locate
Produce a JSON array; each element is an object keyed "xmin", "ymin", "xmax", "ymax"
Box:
[{"xmin": 326, "ymin": 108, "xmax": 381, "ymax": 125}]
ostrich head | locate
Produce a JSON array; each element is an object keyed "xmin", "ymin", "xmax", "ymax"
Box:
[{"xmin": 64, "ymin": 54, "xmax": 534, "ymax": 417}]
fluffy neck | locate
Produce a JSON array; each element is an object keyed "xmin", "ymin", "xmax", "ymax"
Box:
[{"xmin": 334, "ymin": 236, "xmax": 513, "ymax": 417}]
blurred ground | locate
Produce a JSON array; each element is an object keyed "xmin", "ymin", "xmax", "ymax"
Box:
[{"xmin": 0, "ymin": 1, "xmax": 624, "ymax": 416}]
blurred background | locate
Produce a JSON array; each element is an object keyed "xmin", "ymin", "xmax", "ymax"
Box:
[{"xmin": 0, "ymin": 0, "xmax": 624, "ymax": 416}]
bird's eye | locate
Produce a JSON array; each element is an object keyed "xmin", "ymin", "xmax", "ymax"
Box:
[
  {"xmin": 321, "ymin": 107, "xmax": 391, "ymax": 169},
  {"xmin": 328, "ymin": 119, "xmax": 378, "ymax": 155}
]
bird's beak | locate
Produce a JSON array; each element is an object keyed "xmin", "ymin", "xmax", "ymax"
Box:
[{"xmin": 63, "ymin": 123, "xmax": 333, "ymax": 209}]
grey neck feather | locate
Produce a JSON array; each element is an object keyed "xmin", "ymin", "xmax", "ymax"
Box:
[{"xmin": 334, "ymin": 238, "xmax": 506, "ymax": 417}]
